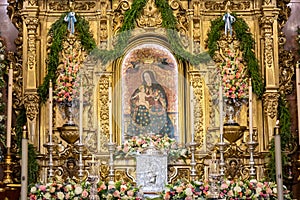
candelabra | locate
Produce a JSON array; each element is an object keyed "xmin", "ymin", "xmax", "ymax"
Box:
[
  {"xmin": 3, "ymin": 148, "xmax": 13, "ymax": 184},
  {"xmin": 43, "ymin": 141, "xmax": 56, "ymax": 179},
  {"xmin": 188, "ymin": 141, "xmax": 198, "ymax": 181},
  {"xmin": 218, "ymin": 141, "xmax": 227, "ymax": 176},
  {"xmin": 247, "ymin": 140, "xmax": 257, "ymax": 178},
  {"xmin": 88, "ymin": 157, "xmax": 100, "ymax": 200},
  {"xmin": 75, "ymin": 142, "xmax": 85, "ymax": 181},
  {"xmin": 208, "ymin": 152, "xmax": 221, "ymax": 199},
  {"xmin": 107, "ymin": 142, "xmax": 116, "ymax": 182}
]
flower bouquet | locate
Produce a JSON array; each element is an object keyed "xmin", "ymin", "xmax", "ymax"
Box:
[
  {"xmin": 54, "ymin": 51, "xmax": 81, "ymax": 105},
  {"xmin": 219, "ymin": 49, "xmax": 248, "ymax": 100},
  {"xmin": 115, "ymin": 134, "xmax": 188, "ymax": 162},
  {"xmin": 162, "ymin": 179, "xmax": 209, "ymax": 200},
  {"xmin": 28, "ymin": 179, "xmax": 90, "ymax": 200},
  {"xmin": 97, "ymin": 180, "xmax": 142, "ymax": 200},
  {"xmin": 219, "ymin": 49, "xmax": 249, "ymax": 125}
]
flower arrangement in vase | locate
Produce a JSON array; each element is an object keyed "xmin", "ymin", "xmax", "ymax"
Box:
[
  {"xmin": 54, "ymin": 49, "xmax": 81, "ymax": 126},
  {"xmin": 219, "ymin": 48, "xmax": 248, "ymax": 125}
]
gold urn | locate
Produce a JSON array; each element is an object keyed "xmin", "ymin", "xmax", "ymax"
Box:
[
  {"xmin": 58, "ymin": 125, "xmax": 79, "ymax": 144},
  {"xmin": 223, "ymin": 125, "xmax": 246, "ymax": 143}
]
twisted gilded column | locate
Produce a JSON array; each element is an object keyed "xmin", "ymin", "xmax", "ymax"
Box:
[{"xmin": 261, "ymin": 1, "xmax": 280, "ymax": 150}]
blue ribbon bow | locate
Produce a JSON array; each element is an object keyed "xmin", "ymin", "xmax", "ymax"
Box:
[
  {"xmin": 64, "ymin": 12, "xmax": 77, "ymax": 35},
  {"xmin": 223, "ymin": 13, "xmax": 235, "ymax": 36}
]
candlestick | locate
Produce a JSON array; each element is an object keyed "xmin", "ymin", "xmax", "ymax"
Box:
[
  {"xmin": 249, "ymin": 78, "xmax": 253, "ymax": 142},
  {"xmin": 109, "ymin": 76, "xmax": 113, "ymax": 143},
  {"xmin": 296, "ymin": 62, "xmax": 300, "ymax": 144},
  {"xmin": 49, "ymin": 80, "xmax": 53, "ymax": 143},
  {"xmin": 190, "ymin": 81, "xmax": 194, "ymax": 142},
  {"xmin": 219, "ymin": 83, "xmax": 223, "ymax": 143},
  {"xmin": 21, "ymin": 126, "xmax": 28, "ymax": 200},
  {"xmin": 274, "ymin": 120, "xmax": 284, "ymax": 200},
  {"xmin": 6, "ymin": 64, "xmax": 13, "ymax": 148},
  {"xmin": 79, "ymin": 81, "xmax": 83, "ymax": 144}
]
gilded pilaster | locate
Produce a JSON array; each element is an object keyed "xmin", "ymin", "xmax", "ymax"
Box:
[
  {"xmin": 261, "ymin": 2, "xmax": 280, "ymax": 150},
  {"xmin": 190, "ymin": 72, "xmax": 205, "ymax": 151},
  {"xmin": 23, "ymin": 3, "xmax": 40, "ymax": 147}
]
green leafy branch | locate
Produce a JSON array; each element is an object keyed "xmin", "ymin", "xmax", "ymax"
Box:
[
  {"xmin": 38, "ymin": 13, "xmax": 96, "ymax": 103},
  {"xmin": 206, "ymin": 13, "xmax": 264, "ymax": 98},
  {"xmin": 92, "ymin": 0, "xmax": 210, "ymax": 66}
]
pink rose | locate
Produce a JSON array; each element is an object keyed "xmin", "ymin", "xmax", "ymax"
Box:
[
  {"xmin": 127, "ymin": 190, "xmax": 134, "ymax": 197},
  {"xmin": 113, "ymin": 190, "xmax": 120, "ymax": 197},
  {"xmin": 82, "ymin": 190, "xmax": 89, "ymax": 198}
]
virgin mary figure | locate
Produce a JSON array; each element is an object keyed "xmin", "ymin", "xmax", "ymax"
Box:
[{"xmin": 127, "ymin": 70, "xmax": 174, "ymax": 138}]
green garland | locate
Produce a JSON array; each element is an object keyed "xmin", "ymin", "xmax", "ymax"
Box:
[
  {"xmin": 16, "ymin": 107, "xmax": 39, "ymax": 185},
  {"xmin": 207, "ymin": 14, "xmax": 264, "ymax": 98},
  {"xmin": 38, "ymin": 13, "xmax": 96, "ymax": 103},
  {"xmin": 92, "ymin": 0, "xmax": 210, "ymax": 66}
]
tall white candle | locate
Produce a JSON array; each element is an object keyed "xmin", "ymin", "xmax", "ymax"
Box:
[
  {"xmin": 21, "ymin": 126, "xmax": 28, "ymax": 200},
  {"xmin": 109, "ymin": 76, "xmax": 112, "ymax": 143},
  {"xmin": 6, "ymin": 64, "xmax": 13, "ymax": 148},
  {"xmin": 249, "ymin": 79, "xmax": 253, "ymax": 142},
  {"xmin": 296, "ymin": 62, "xmax": 300, "ymax": 145},
  {"xmin": 190, "ymin": 81, "xmax": 194, "ymax": 142},
  {"xmin": 49, "ymin": 80, "xmax": 53, "ymax": 143},
  {"xmin": 79, "ymin": 81, "xmax": 83, "ymax": 144},
  {"xmin": 274, "ymin": 121, "xmax": 284, "ymax": 200},
  {"xmin": 219, "ymin": 83, "xmax": 223, "ymax": 143}
]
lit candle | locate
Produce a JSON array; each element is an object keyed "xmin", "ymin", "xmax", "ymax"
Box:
[
  {"xmin": 219, "ymin": 83, "xmax": 223, "ymax": 143},
  {"xmin": 49, "ymin": 80, "xmax": 53, "ymax": 143},
  {"xmin": 249, "ymin": 79, "xmax": 253, "ymax": 142},
  {"xmin": 296, "ymin": 62, "xmax": 300, "ymax": 145},
  {"xmin": 6, "ymin": 64, "xmax": 13, "ymax": 148},
  {"xmin": 190, "ymin": 81, "xmax": 194, "ymax": 142},
  {"xmin": 79, "ymin": 81, "xmax": 83, "ymax": 144},
  {"xmin": 109, "ymin": 76, "xmax": 112, "ymax": 143}
]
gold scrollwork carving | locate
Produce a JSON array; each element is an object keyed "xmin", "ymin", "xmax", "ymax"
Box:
[
  {"xmin": 112, "ymin": 1, "xmax": 130, "ymax": 33},
  {"xmin": 48, "ymin": 1, "xmax": 96, "ymax": 11},
  {"xmin": 136, "ymin": 0, "xmax": 162, "ymax": 27},
  {"xmin": 7, "ymin": 52, "xmax": 23, "ymax": 110},
  {"xmin": 277, "ymin": 1, "xmax": 294, "ymax": 95},
  {"xmin": 263, "ymin": 92, "xmax": 280, "ymax": 119},
  {"xmin": 191, "ymin": 74, "xmax": 204, "ymax": 149},
  {"xmin": 23, "ymin": 93, "xmax": 39, "ymax": 121},
  {"xmin": 204, "ymin": 1, "xmax": 250, "ymax": 11},
  {"xmin": 98, "ymin": 75, "xmax": 110, "ymax": 152}
]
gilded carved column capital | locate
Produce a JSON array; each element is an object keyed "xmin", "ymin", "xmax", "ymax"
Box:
[
  {"xmin": 24, "ymin": 17, "xmax": 39, "ymax": 34},
  {"xmin": 263, "ymin": 92, "xmax": 280, "ymax": 119},
  {"xmin": 24, "ymin": 93, "xmax": 40, "ymax": 121}
]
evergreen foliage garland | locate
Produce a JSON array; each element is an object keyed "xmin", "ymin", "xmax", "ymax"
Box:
[
  {"xmin": 92, "ymin": 0, "xmax": 210, "ymax": 66},
  {"xmin": 207, "ymin": 14, "xmax": 264, "ymax": 98},
  {"xmin": 38, "ymin": 13, "xmax": 96, "ymax": 103}
]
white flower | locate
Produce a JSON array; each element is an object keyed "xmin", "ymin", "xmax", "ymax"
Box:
[
  {"xmin": 43, "ymin": 192, "xmax": 51, "ymax": 199},
  {"xmin": 273, "ymin": 187, "xmax": 277, "ymax": 194},
  {"xmin": 65, "ymin": 184, "xmax": 72, "ymax": 191},
  {"xmin": 57, "ymin": 191, "xmax": 65, "ymax": 199},
  {"xmin": 256, "ymin": 187, "xmax": 262, "ymax": 194},
  {"xmin": 73, "ymin": 197, "xmax": 79, "ymax": 200},
  {"xmin": 30, "ymin": 186, "xmax": 37, "ymax": 193},
  {"xmin": 75, "ymin": 186, "xmax": 83, "ymax": 195},
  {"xmin": 185, "ymin": 187, "xmax": 193, "ymax": 196},
  {"xmin": 234, "ymin": 186, "xmax": 242, "ymax": 193}
]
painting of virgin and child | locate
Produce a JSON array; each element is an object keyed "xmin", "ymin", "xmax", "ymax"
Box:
[{"xmin": 122, "ymin": 44, "xmax": 178, "ymax": 139}]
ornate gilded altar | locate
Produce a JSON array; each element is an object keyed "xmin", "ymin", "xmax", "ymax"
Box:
[{"xmin": 2, "ymin": 0, "xmax": 297, "ymax": 190}]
